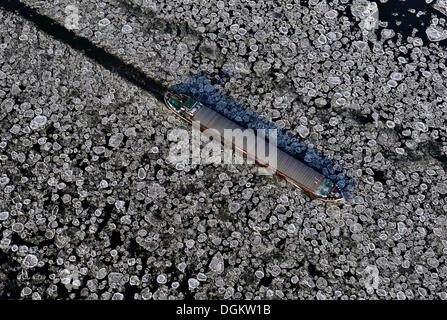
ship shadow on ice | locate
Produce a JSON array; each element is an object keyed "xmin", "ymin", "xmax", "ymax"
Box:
[{"xmin": 172, "ymin": 71, "xmax": 354, "ymax": 200}]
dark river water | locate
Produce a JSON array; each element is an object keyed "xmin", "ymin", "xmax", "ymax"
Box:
[{"xmin": 373, "ymin": 0, "xmax": 447, "ymax": 44}]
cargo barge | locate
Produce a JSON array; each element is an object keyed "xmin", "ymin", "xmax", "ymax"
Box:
[{"xmin": 164, "ymin": 90, "xmax": 345, "ymax": 203}]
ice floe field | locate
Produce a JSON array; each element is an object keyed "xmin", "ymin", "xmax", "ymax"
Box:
[{"xmin": 1, "ymin": 0, "xmax": 447, "ymax": 300}]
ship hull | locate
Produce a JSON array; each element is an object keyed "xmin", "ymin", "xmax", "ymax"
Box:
[{"xmin": 164, "ymin": 91, "xmax": 345, "ymax": 203}]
